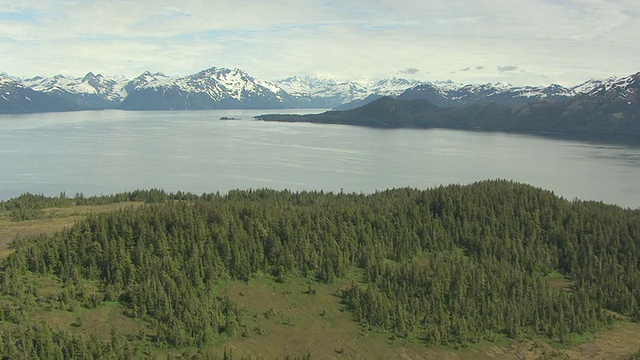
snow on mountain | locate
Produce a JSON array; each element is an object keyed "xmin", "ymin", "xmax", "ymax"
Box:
[
  {"xmin": 0, "ymin": 73, "xmax": 20, "ymax": 89},
  {"xmin": 398, "ymin": 80, "xmax": 574, "ymax": 107},
  {"xmin": 557, "ymin": 72, "xmax": 639, "ymax": 127},
  {"xmin": 586, "ymin": 73, "xmax": 638, "ymax": 97},
  {"xmin": 2, "ymin": 67, "xmax": 639, "ymax": 113},
  {"xmin": 23, "ymin": 72, "xmax": 129, "ymax": 110},
  {"xmin": 429, "ymin": 80, "xmax": 464, "ymax": 92},
  {"xmin": 125, "ymin": 68, "xmax": 285, "ymax": 101},
  {"xmin": 276, "ymin": 76, "xmax": 370, "ymax": 106},
  {"xmin": 0, "ymin": 73, "xmax": 77, "ymax": 113},
  {"xmin": 180, "ymin": 67, "xmax": 286, "ymax": 102},
  {"xmin": 508, "ymin": 84, "xmax": 570, "ymax": 99},
  {"xmin": 577, "ymin": 72, "xmax": 639, "ymax": 107},
  {"xmin": 369, "ymin": 78, "xmax": 422, "ymax": 97},
  {"xmin": 396, "ymin": 82, "xmax": 451, "ymax": 106},
  {"xmin": 123, "ymin": 71, "xmax": 176, "ymax": 92},
  {"xmin": 123, "ymin": 67, "xmax": 610, "ymax": 111},
  {"xmin": 276, "ymin": 76, "xmax": 420, "ymax": 108},
  {"xmin": 121, "ymin": 67, "xmax": 298, "ymax": 110},
  {"xmin": 24, "ymin": 73, "xmax": 128, "ymax": 101},
  {"xmin": 569, "ymin": 76, "xmax": 622, "ymax": 95},
  {"xmin": 0, "ymin": 73, "xmax": 25, "ymax": 94},
  {"xmin": 275, "ymin": 76, "xmax": 327, "ymax": 97}
]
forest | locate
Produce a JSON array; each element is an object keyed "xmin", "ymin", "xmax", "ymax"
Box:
[{"xmin": 1, "ymin": 181, "xmax": 640, "ymax": 358}]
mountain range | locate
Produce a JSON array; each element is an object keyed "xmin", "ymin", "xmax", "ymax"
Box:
[
  {"xmin": 257, "ymin": 72, "xmax": 640, "ymax": 137},
  {"xmin": 0, "ymin": 66, "xmax": 631, "ymax": 114}
]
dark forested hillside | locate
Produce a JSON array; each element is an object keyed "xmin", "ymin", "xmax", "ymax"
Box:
[{"xmin": 1, "ymin": 181, "xmax": 640, "ymax": 358}]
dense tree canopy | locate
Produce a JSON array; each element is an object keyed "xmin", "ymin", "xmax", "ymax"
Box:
[{"xmin": 1, "ymin": 181, "xmax": 640, "ymax": 357}]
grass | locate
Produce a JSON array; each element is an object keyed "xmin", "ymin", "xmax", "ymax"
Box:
[
  {"xmin": 211, "ymin": 275, "xmax": 453, "ymax": 359},
  {"xmin": 546, "ymin": 270, "xmax": 573, "ymax": 292},
  {"xmin": 30, "ymin": 302, "xmax": 151, "ymax": 340}
]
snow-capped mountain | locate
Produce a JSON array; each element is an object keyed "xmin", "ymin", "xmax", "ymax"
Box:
[
  {"xmin": 397, "ymin": 81, "xmax": 574, "ymax": 107},
  {"xmin": 569, "ymin": 76, "xmax": 622, "ymax": 95},
  {"xmin": 0, "ymin": 67, "xmax": 638, "ymax": 115},
  {"xmin": 0, "ymin": 73, "xmax": 76, "ymax": 113},
  {"xmin": 23, "ymin": 72, "xmax": 128, "ymax": 109},
  {"xmin": 262, "ymin": 72, "xmax": 640, "ymax": 137},
  {"xmin": 338, "ymin": 79, "xmax": 576, "ymax": 110},
  {"xmin": 276, "ymin": 76, "xmax": 370, "ymax": 108},
  {"xmin": 583, "ymin": 73, "xmax": 637, "ymax": 98},
  {"xmin": 121, "ymin": 67, "xmax": 300, "ymax": 110},
  {"xmin": 122, "ymin": 71, "xmax": 177, "ymax": 93},
  {"xmin": 510, "ymin": 72, "xmax": 639, "ymax": 134},
  {"xmin": 187, "ymin": 67, "xmax": 285, "ymax": 101},
  {"xmin": 276, "ymin": 76, "xmax": 421, "ymax": 108},
  {"xmin": 0, "ymin": 73, "xmax": 18, "ymax": 89},
  {"xmin": 564, "ymin": 72, "xmax": 639, "ymax": 116},
  {"xmin": 369, "ymin": 78, "xmax": 423, "ymax": 97}
]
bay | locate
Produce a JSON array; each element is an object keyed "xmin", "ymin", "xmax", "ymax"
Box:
[{"xmin": 1, "ymin": 109, "xmax": 640, "ymax": 209}]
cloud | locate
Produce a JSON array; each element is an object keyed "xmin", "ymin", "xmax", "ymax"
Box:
[
  {"xmin": 399, "ymin": 68, "xmax": 420, "ymax": 75},
  {"xmin": 0, "ymin": 0, "xmax": 639, "ymax": 85},
  {"xmin": 497, "ymin": 65, "xmax": 519, "ymax": 72}
]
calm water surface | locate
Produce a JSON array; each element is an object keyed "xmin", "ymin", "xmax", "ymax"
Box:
[{"xmin": 1, "ymin": 109, "xmax": 640, "ymax": 209}]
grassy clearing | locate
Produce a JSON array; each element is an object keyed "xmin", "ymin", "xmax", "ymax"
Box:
[
  {"xmin": 30, "ymin": 302, "xmax": 151, "ymax": 341},
  {"xmin": 212, "ymin": 275, "xmax": 453, "ymax": 359},
  {"xmin": 546, "ymin": 270, "xmax": 573, "ymax": 292},
  {"xmin": 564, "ymin": 322, "xmax": 640, "ymax": 359},
  {"xmin": 202, "ymin": 275, "xmax": 640, "ymax": 359},
  {"xmin": 8, "ymin": 271, "xmax": 150, "ymax": 341},
  {"xmin": 0, "ymin": 202, "xmax": 142, "ymax": 259}
]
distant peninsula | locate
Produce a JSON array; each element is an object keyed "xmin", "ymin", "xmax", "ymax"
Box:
[{"xmin": 257, "ymin": 73, "xmax": 640, "ymax": 138}]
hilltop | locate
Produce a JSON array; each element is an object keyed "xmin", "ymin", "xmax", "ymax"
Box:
[{"xmin": 1, "ymin": 183, "xmax": 640, "ymax": 358}]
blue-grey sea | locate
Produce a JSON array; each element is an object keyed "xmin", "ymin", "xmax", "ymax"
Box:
[{"xmin": 2, "ymin": 109, "xmax": 640, "ymax": 208}]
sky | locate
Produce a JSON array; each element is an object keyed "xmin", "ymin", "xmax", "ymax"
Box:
[{"xmin": 0, "ymin": 0, "xmax": 638, "ymax": 86}]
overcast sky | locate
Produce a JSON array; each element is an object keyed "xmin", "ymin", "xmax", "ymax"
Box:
[{"xmin": 1, "ymin": 0, "xmax": 638, "ymax": 86}]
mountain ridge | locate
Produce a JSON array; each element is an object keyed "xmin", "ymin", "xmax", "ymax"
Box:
[
  {"xmin": 257, "ymin": 71, "xmax": 640, "ymax": 138},
  {"xmin": 1, "ymin": 74, "xmax": 78, "ymax": 113},
  {"xmin": 0, "ymin": 67, "xmax": 635, "ymax": 114}
]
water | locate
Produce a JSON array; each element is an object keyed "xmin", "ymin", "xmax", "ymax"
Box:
[{"xmin": 2, "ymin": 109, "xmax": 640, "ymax": 209}]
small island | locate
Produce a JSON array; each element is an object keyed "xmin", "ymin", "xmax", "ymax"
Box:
[{"xmin": 219, "ymin": 116, "xmax": 239, "ymax": 120}]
